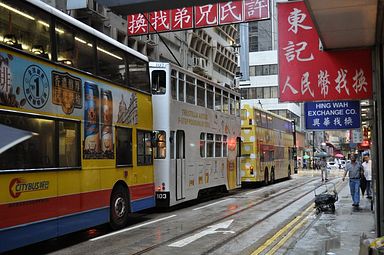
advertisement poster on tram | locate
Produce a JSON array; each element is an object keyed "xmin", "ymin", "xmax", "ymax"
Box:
[{"xmin": 277, "ymin": 1, "xmax": 372, "ymax": 102}]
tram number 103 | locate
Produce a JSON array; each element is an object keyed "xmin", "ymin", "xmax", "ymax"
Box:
[{"xmin": 156, "ymin": 192, "xmax": 168, "ymax": 199}]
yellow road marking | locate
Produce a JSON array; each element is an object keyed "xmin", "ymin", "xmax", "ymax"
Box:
[{"xmin": 251, "ymin": 204, "xmax": 314, "ymax": 255}]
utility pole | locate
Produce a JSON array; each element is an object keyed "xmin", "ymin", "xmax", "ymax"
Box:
[{"xmin": 312, "ymin": 131, "xmax": 316, "ymax": 169}]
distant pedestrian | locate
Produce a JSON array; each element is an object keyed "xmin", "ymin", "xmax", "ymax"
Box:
[
  {"xmin": 362, "ymin": 154, "xmax": 372, "ymax": 199},
  {"xmin": 342, "ymin": 154, "xmax": 364, "ymax": 207},
  {"xmin": 319, "ymin": 156, "xmax": 327, "ymax": 182}
]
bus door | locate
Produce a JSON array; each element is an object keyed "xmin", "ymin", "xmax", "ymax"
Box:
[
  {"xmin": 176, "ymin": 130, "xmax": 185, "ymax": 200},
  {"xmin": 236, "ymin": 137, "xmax": 241, "ymax": 186}
]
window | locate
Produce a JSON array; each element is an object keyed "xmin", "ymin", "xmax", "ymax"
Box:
[
  {"xmin": 241, "ymin": 109, "xmax": 247, "ymax": 121},
  {"xmin": 0, "ymin": 0, "xmax": 51, "ymax": 59},
  {"xmin": 207, "ymin": 85, "xmax": 214, "ymax": 109},
  {"xmin": 207, "ymin": 133, "xmax": 214, "ymax": 157},
  {"xmin": 223, "ymin": 135, "xmax": 228, "ymax": 157},
  {"xmin": 223, "ymin": 91, "xmax": 229, "ymax": 114},
  {"xmin": 186, "ymin": 75, "xmax": 195, "ymax": 104},
  {"xmin": 127, "ymin": 55, "xmax": 150, "ymax": 93},
  {"xmin": 197, "ymin": 79, "xmax": 205, "ymax": 107},
  {"xmin": 178, "ymin": 72, "xmax": 185, "ymax": 102},
  {"xmin": 215, "ymin": 89, "xmax": 222, "ymax": 112},
  {"xmin": 249, "ymin": 66, "xmax": 256, "ymax": 76},
  {"xmin": 267, "ymin": 115, "xmax": 273, "ymax": 128},
  {"xmin": 200, "ymin": 133, "xmax": 205, "ymax": 157},
  {"xmin": 56, "ymin": 21, "xmax": 95, "ymax": 73},
  {"xmin": 260, "ymin": 113, "xmax": 267, "ymax": 128},
  {"xmin": 215, "ymin": 134, "xmax": 222, "ymax": 157},
  {"xmin": 97, "ymin": 40, "xmax": 126, "ymax": 84},
  {"xmin": 254, "ymin": 111, "xmax": 261, "ymax": 126},
  {"xmin": 116, "ymin": 127, "xmax": 132, "ymax": 166},
  {"xmin": 230, "ymin": 95, "xmax": 235, "ymax": 115},
  {"xmin": 271, "ymin": 86, "xmax": 278, "ymax": 98},
  {"xmin": 171, "ymin": 70, "xmax": 177, "ymax": 99},
  {"xmin": 263, "ymin": 87, "xmax": 271, "ymax": 98},
  {"xmin": 235, "ymin": 97, "xmax": 240, "ymax": 117},
  {"xmin": 151, "ymin": 70, "xmax": 166, "ymax": 95},
  {"xmin": 154, "ymin": 131, "xmax": 166, "ymax": 159},
  {"xmin": 0, "ymin": 112, "xmax": 80, "ymax": 171},
  {"xmin": 170, "ymin": 131, "xmax": 175, "ymax": 159},
  {"xmin": 137, "ymin": 130, "xmax": 152, "ymax": 165},
  {"xmin": 256, "ymin": 87, "xmax": 263, "ymax": 98}
]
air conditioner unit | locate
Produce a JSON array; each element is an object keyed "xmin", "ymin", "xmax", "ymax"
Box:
[{"xmin": 193, "ymin": 57, "xmax": 207, "ymax": 69}]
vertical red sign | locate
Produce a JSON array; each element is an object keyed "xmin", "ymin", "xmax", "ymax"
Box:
[
  {"xmin": 171, "ymin": 7, "xmax": 194, "ymax": 31},
  {"xmin": 195, "ymin": 4, "xmax": 219, "ymax": 28},
  {"xmin": 148, "ymin": 10, "xmax": 171, "ymax": 33},
  {"xmin": 244, "ymin": 0, "xmax": 270, "ymax": 21},
  {"xmin": 219, "ymin": 1, "xmax": 243, "ymax": 25},
  {"xmin": 127, "ymin": 13, "xmax": 148, "ymax": 36},
  {"xmin": 278, "ymin": 1, "xmax": 372, "ymax": 102}
]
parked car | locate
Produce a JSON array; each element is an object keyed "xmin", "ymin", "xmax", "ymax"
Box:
[{"xmin": 326, "ymin": 160, "xmax": 339, "ymax": 171}]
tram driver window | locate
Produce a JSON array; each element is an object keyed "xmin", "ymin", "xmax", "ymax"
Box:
[
  {"xmin": 152, "ymin": 70, "xmax": 166, "ymax": 95},
  {"xmin": 154, "ymin": 131, "xmax": 166, "ymax": 159}
]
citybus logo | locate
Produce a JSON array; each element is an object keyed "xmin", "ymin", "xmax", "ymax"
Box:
[{"xmin": 9, "ymin": 178, "xmax": 49, "ymax": 198}]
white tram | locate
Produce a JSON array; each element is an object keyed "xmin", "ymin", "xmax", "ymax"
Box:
[{"xmin": 150, "ymin": 62, "xmax": 241, "ymax": 207}]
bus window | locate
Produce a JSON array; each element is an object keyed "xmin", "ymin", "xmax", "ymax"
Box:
[
  {"xmin": 152, "ymin": 70, "xmax": 166, "ymax": 94},
  {"xmin": 206, "ymin": 133, "xmax": 214, "ymax": 157},
  {"xmin": 178, "ymin": 72, "xmax": 185, "ymax": 102},
  {"xmin": 197, "ymin": 79, "xmax": 205, "ymax": 107},
  {"xmin": 137, "ymin": 130, "xmax": 153, "ymax": 165},
  {"xmin": 0, "ymin": 112, "xmax": 80, "ymax": 170},
  {"xmin": 207, "ymin": 85, "xmax": 214, "ymax": 109},
  {"xmin": 154, "ymin": 131, "xmax": 166, "ymax": 159},
  {"xmin": 215, "ymin": 134, "xmax": 222, "ymax": 157},
  {"xmin": 56, "ymin": 21, "xmax": 95, "ymax": 73},
  {"xmin": 186, "ymin": 75, "xmax": 195, "ymax": 104},
  {"xmin": 223, "ymin": 91, "xmax": 229, "ymax": 114},
  {"xmin": 0, "ymin": 1, "xmax": 51, "ymax": 58},
  {"xmin": 116, "ymin": 127, "xmax": 133, "ymax": 166},
  {"xmin": 215, "ymin": 88, "xmax": 222, "ymax": 112},
  {"xmin": 171, "ymin": 70, "xmax": 177, "ymax": 99},
  {"xmin": 223, "ymin": 135, "xmax": 228, "ymax": 157},
  {"xmin": 97, "ymin": 40, "xmax": 126, "ymax": 84},
  {"xmin": 127, "ymin": 56, "xmax": 150, "ymax": 93},
  {"xmin": 200, "ymin": 133, "xmax": 206, "ymax": 157}
]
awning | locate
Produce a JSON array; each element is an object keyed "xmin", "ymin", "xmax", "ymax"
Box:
[{"xmin": 0, "ymin": 124, "xmax": 36, "ymax": 154}]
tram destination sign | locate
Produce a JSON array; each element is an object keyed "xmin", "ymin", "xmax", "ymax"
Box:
[{"xmin": 304, "ymin": 100, "xmax": 361, "ymax": 130}]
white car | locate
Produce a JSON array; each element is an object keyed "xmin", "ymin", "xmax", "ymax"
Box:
[{"xmin": 326, "ymin": 160, "xmax": 339, "ymax": 171}]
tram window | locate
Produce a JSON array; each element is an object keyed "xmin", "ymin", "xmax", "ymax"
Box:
[
  {"xmin": 56, "ymin": 21, "xmax": 95, "ymax": 73},
  {"xmin": 0, "ymin": 0, "xmax": 51, "ymax": 59},
  {"xmin": 267, "ymin": 115, "xmax": 273, "ymax": 128},
  {"xmin": 241, "ymin": 109, "xmax": 247, "ymax": 121},
  {"xmin": 186, "ymin": 75, "xmax": 195, "ymax": 104},
  {"xmin": 171, "ymin": 72, "xmax": 177, "ymax": 100},
  {"xmin": 260, "ymin": 113, "xmax": 267, "ymax": 128},
  {"xmin": 223, "ymin": 95, "xmax": 229, "ymax": 114},
  {"xmin": 0, "ymin": 113, "xmax": 80, "ymax": 170},
  {"xmin": 206, "ymin": 133, "xmax": 214, "ymax": 157},
  {"xmin": 200, "ymin": 133, "xmax": 206, "ymax": 157},
  {"xmin": 179, "ymin": 73, "xmax": 185, "ymax": 102},
  {"xmin": 137, "ymin": 130, "xmax": 153, "ymax": 165},
  {"xmin": 215, "ymin": 134, "xmax": 222, "ymax": 157},
  {"xmin": 152, "ymin": 70, "xmax": 166, "ymax": 95},
  {"xmin": 207, "ymin": 86, "xmax": 214, "ymax": 109},
  {"xmin": 215, "ymin": 89, "xmax": 222, "ymax": 112},
  {"xmin": 153, "ymin": 131, "xmax": 166, "ymax": 159},
  {"xmin": 170, "ymin": 131, "xmax": 175, "ymax": 159},
  {"xmin": 223, "ymin": 135, "xmax": 228, "ymax": 157},
  {"xmin": 197, "ymin": 80, "xmax": 205, "ymax": 107},
  {"xmin": 230, "ymin": 95, "xmax": 235, "ymax": 115},
  {"xmin": 127, "ymin": 56, "xmax": 150, "ymax": 93},
  {"xmin": 116, "ymin": 127, "xmax": 133, "ymax": 166},
  {"xmin": 97, "ymin": 40, "xmax": 126, "ymax": 84}
]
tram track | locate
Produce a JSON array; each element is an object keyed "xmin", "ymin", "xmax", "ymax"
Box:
[{"xmin": 129, "ymin": 177, "xmax": 320, "ymax": 255}]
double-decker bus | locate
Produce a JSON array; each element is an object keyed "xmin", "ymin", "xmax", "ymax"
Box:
[
  {"xmin": 150, "ymin": 62, "xmax": 241, "ymax": 207},
  {"xmin": 0, "ymin": 0, "xmax": 154, "ymax": 252},
  {"xmin": 241, "ymin": 103, "xmax": 295, "ymax": 185}
]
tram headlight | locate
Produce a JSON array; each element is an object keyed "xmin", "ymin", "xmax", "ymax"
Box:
[{"xmin": 250, "ymin": 166, "xmax": 254, "ymax": 175}]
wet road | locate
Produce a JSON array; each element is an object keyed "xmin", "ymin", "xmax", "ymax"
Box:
[{"xmin": 6, "ymin": 171, "xmax": 346, "ymax": 255}]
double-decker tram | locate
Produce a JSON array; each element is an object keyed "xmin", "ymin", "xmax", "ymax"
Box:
[
  {"xmin": 241, "ymin": 104, "xmax": 295, "ymax": 185},
  {"xmin": 0, "ymin": 0, "xmax": 154, "ymax": 252},
  {"xmin": 150, "ymin": 62, "xmax": 241, "ymax": 207}
]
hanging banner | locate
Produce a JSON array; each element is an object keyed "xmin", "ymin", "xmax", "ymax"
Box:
[
  {"xmin": 304, "ymin": 100, "xmax": 361, "ymax": 130},
  {"xmin": 278, "ymin": 1, "xmax": 372, "ymax": 102},
  {"xmin": 128, "ymin": 0, "xmax": 270, "ymax": 35}
]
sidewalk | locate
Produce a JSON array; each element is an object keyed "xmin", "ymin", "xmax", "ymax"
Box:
[{"xmin": 286, "ymin": 177, "xmax": 376, "ymax": 255}]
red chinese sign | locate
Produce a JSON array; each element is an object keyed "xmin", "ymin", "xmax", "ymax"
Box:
[
  {"xmin": 127, "ymin": 0, "xmax": 270, "ymax": 35},
  {"xmin": 278, "ymin": 1, "xmax": 372, "ymax": 102}
]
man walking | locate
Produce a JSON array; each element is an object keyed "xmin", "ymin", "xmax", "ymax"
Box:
[
  {"xmin": 342, "ymin": 154, "xmax": 363, "ymax": 207},
  {"xmin": 362, "ymin": 154, "xmax": 372, "ymax": 199},
  {"xmin": 319, "ymin": 156, "xmax": 327, "ymax": 182}
]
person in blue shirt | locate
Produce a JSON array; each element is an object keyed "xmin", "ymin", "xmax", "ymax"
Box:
[{"xmin": 342, "ymin": 154, "xmax": 364, "ymax": 207}]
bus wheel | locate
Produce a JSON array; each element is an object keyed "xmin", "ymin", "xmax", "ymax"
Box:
[
  {"xmin": 270, "ymin": 168, "xmax": 275, "ymax": 184},
  {"xmin": 110, "ymin": 185, "xmax": 130, "ymax": 230},
  {"xmin": 264, "ymin": 168, "xmax": 269, "ymax": 186}
]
